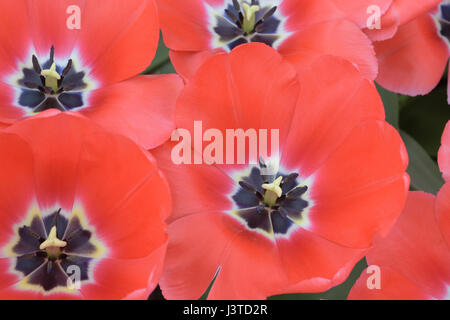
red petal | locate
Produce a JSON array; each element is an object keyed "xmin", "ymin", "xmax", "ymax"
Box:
[
  {"xmin": 78, "ymin": 0, "xmax": 159, "ymax": 85},
  {"xmin": 82, "ymin": 74, "xmax": 183, "ymax": 150},
  {"xmin": 308, "ymin": 121, "xmax": 409, "ymax": 248},
  {"xmin": 448, "ymin": 69, "xmax": 450, "ymax": 105},
  {"xmin": 0, "ymin": 135, "xmax": 35, "ymax": 297},
  {"xmin": 375, "ymin": 14, "xmax": 449, "ymax": 96},
  {"xmin": 169, "ymin": 49, "xmax": 222, "ymax": 81},
  {"xmin": 364, "ymin": 4, "xmax": 399, "ymax": 41},
  {"xmin": 0, "ymin": 0, "xmax": 32, "ymax": 77},
  {"xmin": 27, "ymin": 0, "xmax": 85, "ymax": 58},
  {"xmin": 151, "ymin": 141, "xmax": 234, "ymax": 223},
  {"xmin": 0, "ymin": 133, "xmax": 35, "ymax": 249},
  {"xmin": 174, "ymin": 43, "xmax": 300, "ymax": 151},
  {"xmin": 348, "ymin": 266, "xmax": 429, "ymax": 300},
  {"xmin": 438, "ymin": 121, "xmax": 450, "ymax": 181},
  {"xmin": 280, "ymin": 0, "xmax": 343, "ymax": 30},
  {"xmin": 0, "ymin": 280, "xmax": 43, "ymax": 300},
  {"xmin": 81, "ymin": 244, "xmax": 167, "ymax": 300},
  {"xmin": 279, "ymin": 20, "xmax": 378, "ymax": 80},
  {"xmin": 206, "ymin": 226, "xmax": 363, "ymax": 299},
  {"xmin": 73, "ymin": 132, "xmax": 170, "ymax": 259},
  {"xmin": 367, "ymin": 192, "xmax": 450, "ymax": 299},
  {"xmin": 207, "ymin": 229, "xmax": 287, "ymax": 300},
  {"xmin": 160, "ymin": 213, "xmax": 241, "ymax": 300},
  {"xmin": 156, "ymin": 0, "xmax": 213, "ymax": 51},
  {"xmin": 0, "ymin": 122, "xmax": 9, "ymax": 130},
  {"xmin": 392, "ymin": 0, "xmax": 442, "ymax": 26},
  {"xmin": 0, "ymin": 83, "xmax": 25, "ymax": 123},
  {"xmin": 5, "ymin": 112, "xmax": 101, "ymax": 211},
  {"xmin": 436, "ymin": 183, "xmax": 450, "ymax": 248},
  {"xmin": 331, "ymin": 0, "xmax": 392, "ymax": 28},
  {"xmin": 281, "ymin": 55, "xmax": 385, "ymax": 177},
  {"xmin": 274, "ymin": 228, "xmax": 366, "ymax": 290}
]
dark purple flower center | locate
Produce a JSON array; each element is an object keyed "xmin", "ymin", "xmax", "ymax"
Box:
[
  {"xmin": 213, "ymin": 0, "xmax": 282, "ymax": 51},
  {"xmin": 10, "ymin": 209, "xmax": 100, "ymax": 292},
  {"xmin": 439, "ymin": 3, "xmax": 450, "ymax": 42},
  {"xmin": 17, "ymin": 46, "xmax": 88, "ymax": 113},
  {"xmin": 232, "ymin": 157, "xmax": 309, "ymax": 236}
]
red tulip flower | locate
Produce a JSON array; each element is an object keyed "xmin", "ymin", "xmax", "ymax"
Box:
[
  {"xmin": 155, "ymin": 0, "xmax": 380, "ymax": 81},
  {"xmin": 151, "ymin": 43, "xmax": 410, "ymax": 299},
  {"xmin": 348, "ymin": 121, "xmax": 450, "ymax": 300},
  {"xmin": 0, "ymin": 111, "xmax": 171, "ymax": 299},
  {"xmin": 0, "ymin": 0, "xmax": 183, "ymax": 149},
  {"xmin": 360, "ymin": 0, "xmax": 449, "ymax": 101}
]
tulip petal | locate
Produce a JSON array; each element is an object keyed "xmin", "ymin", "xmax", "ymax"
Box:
[
  {"xmin": 273, "ymin": 227, "xmax": 366, "ymax": 288},
  {"xmin": 73, "ymin": 132, "xmax": 170, "ymax": 259},
  {"xmin": 366, "ymin": 192, "xmax": 450, "ymax": 299},
  {"xmin": 348, "ymin": 265, "xmax": 429, "ymax": 300},
  {"xmin": 331, "ymin": 0, "xmax": 392, "ymax": 28},
  {"xmin": 160, "ymin": 212, "xmax": 241, "ymax": 300},
  {"xmin": 174, "ymin": 43, "xmax": 299, "ymax": 153},
  {"xmin": 5, "ymin": 112, "xmax": 101, "ymax": 211},
  {"xmin": 279, "ymin": 19, "xmax": 378, "ymax": 80},
  {"xmin": 77, "ymin": 0, "xmax": 159, "ymax": 85},
  {"xmin": 438, "ymin": 121, "xmax": 450, "ymax": 180},
  {"xmin": 81, "ymin": 74, "xmax": 183, "ymax": 149},
  {"xmin": 307, "ymin": 121, "xmax": 409, "ymax": 248},
  {"xmin": 375, "ymin": 14, "xmax": 449, "ymax": 96},
  {"xmin": 436, "ymin": 183, "xmax": 450, "ymax": 248},
  {"xmin": 156, "ymin": 0, "xmax": 214, "ymax": 51},
  {"xmin": 0, "ymin": 0, "xmax": 33, "ymax": 78},
  {"xmin": 281, "ymin": 55, "xmax": 385, "ymax": 176},
  {"xmin": 169, "ymin": 49, "xmax": 222, "ymax": 81}
]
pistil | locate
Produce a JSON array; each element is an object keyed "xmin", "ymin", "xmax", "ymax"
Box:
[
  {"xmin": 40, "ymin": 226, "xmax": 67, "ymax": 259},
  {"xmin": 262, "ymin": 176, "xmax": 283, "ymax": 207},
  {"xmin": 41, "ymin": 62, "xmax": 61, "ymax": 93},
  {"xmin": 241, "ymin": 2, "xmax": 260, "ymax": 34}
]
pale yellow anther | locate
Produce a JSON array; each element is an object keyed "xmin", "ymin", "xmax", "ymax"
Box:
[
  {"xmin": 41, "ymin": 62, "xmax": 61, "ymax": 92},
  {"xmin": 241, "ymin": 2, "xmax": 260, "ymax": 34},
  {"xmin": 40, "ymin": 226, "xmax": 67, "ymax": 250},
  {"xmin": 262, "ymin": 176, "xmax": 283, "ymax": 206}
]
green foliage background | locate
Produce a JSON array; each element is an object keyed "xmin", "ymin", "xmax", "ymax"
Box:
[{"xmin": 146, "ymin": 35, "xmax": 450, "ymax": 300}]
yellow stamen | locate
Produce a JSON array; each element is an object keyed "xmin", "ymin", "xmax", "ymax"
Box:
[
  {"xmin": 40, "ymin": 226, "xmax": 67, "ymax": 251},
  {"xmin": 262, "ymin": 176, "xmax": 283, "ymax": 207},
  {"xmin": 241, "ymin": 2, "xmax": 260, "ymax": 34},
  {"xmin": 41, "ymin": 62, "xmax": 61, "ymax": 92}
]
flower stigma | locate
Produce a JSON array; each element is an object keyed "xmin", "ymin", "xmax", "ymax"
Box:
[
  {"xmin": 41, "ymin": 62, "xmax": 61, "ymax": 93},
  {"xmin": 39, "ymin": 226, "xmax": 67, "ymax": 259},
  {"xmin": 262, "ymin": 176, "xmax": 283, "ymax": 207},
  {"xmin": 241, "ymin": 2, "xmax": 260, "ymax": 34}
]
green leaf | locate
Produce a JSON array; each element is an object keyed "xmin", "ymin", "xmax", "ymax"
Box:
[
  {"xmin": 141, "ymin": 33, "xmax": 175, "ymax": 75},
  {"xmin": 149, "ymin": 60, "xmax": 175, "ymax": 75},
  {"xmin": 399, "ymin": 85, "xmax": 450, "ymax": 159},
  {"xmin": 199, "ymin": 270, "xmax": 219, "ymax": 300},
  {"xmin": 400, "ymin": 130, "xmax": 444, "ymax": 194},
  {"xmin": 376, "ymin": 83, "xmax": 399, "ymax": 129}
]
